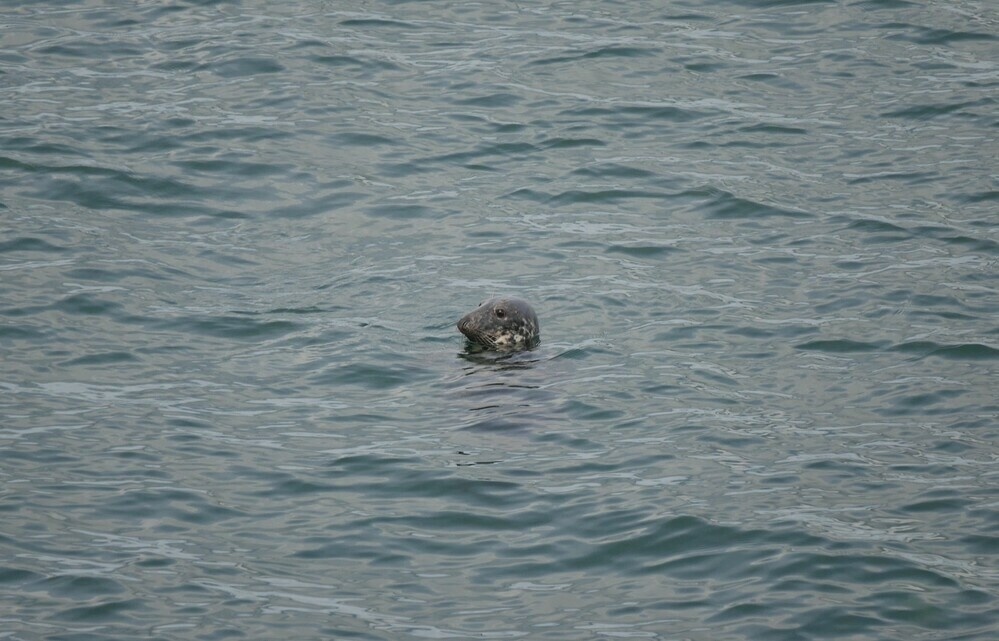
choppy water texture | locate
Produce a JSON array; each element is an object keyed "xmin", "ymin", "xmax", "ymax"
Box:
[{"xmin": 2, "ymin": 1, "xmax": 997, "ymax": 639}]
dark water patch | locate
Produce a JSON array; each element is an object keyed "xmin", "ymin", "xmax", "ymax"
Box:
[
  {"xmin": 561, "ymin": 399, "xmax": 625, "ymax": 421},
  {"xmin": 726, "ymin": 325, "xmax": 779, "ymax": 339},
  {"xmin": 796, "ymin": 339, "xmax": 888, "ymax": 353},
  {"xmin": 257, "ymin": 475, "xmax": 337, "ymax": 498},
  {"xmin": 166, "ymin": 416, "xmax": 213, "ymax": 430},
  {"xmin": 569, "ymin": 104, "xmax": 709, "ymax": 123},
  {"xmin": 22, "ymin": 162, "xmax": 216, "ymax": 203},
  {"xmin": 339, "ymin": 18, "xmax": 416, "ymax": 29},
  {"xmin": 488, "ymin": 122, "xmax": 527, "ymax": 134},
  {"xmin": 884, "ymin": 23, "xmax": 996, "ymax": 45},
  {"xmin": 146, "ymin": 314, "xmax": 301, "ymax": 340},
  {"xmin": 135, "ymin": 557, "xmax": 175, "ymax": 571},
  {"xmin": 374, "ymin": 508, "xmax": 544, "ymax": 535},
  {"xmin": 725, "ymin": 0, "xmax": 835, "ymax": 6},
  {"xmin": 683, "ymin": 61, "xmax": 726, "ymax": 73},
  {"xmin": 0, "ymin": 237, "xmax": 68, "ymax": 253},
  {"xmin": 502, "ymin": 188, "xmax": 549, "ymax": 203},
  {"xmin": 32, "ymin": 44, "xmax": 94, "ymax": 59},
  {"xmin": 892, "ymin": 340, "xmax": 999, "ymax": 361},
  {"xmin": 572, "ymin": 163, "xmax": 658, "ymax": 179},
  {"xmin": 293, "ymin": 541, "xmax": 402, "ymax": 562},
  {"xmin": 362, "ymin": 203, "xmax": 432, "ymax": 219},
  {"xmin": 936, "ymin": 234, "xmax": 998, "ymax": 252},
  {"xmin": 606, "ymin": 244, "xmax": 679, "ymax": 259},
  {"xmin": 312, "ymin": 362, "xmax": 428, "ymax": 389},
  {"xmin": 738, "ymin": 72, "xmax": 806, "ymax": 91},
  {"xmin": 958, "ymin": 190, "xmax": 999, "ymax": 204},
  {"xmin": 0, "ymin": 324, "xmax": 46, "ymax": 341},
  {"xmin": 329, "ymin": 132, "xmax": 398, "ymax": 146},
  {"xmin": 910, "ymin": 293, "xmax": 966, "ymax": 309},
  {"xmin": 880, "ymin": 390, "xmax": 970, "ymax": 415},
  {"xmin": 891, "ymin": 341, "xmax": 942, "ymax": 356},
  {"xmin": 458, "ymin": 415, "xmax": 541, "ymax": 433},
  {"xmin": 0, "ymin": 445, "xmax": 78, "ymax": 465},
  {"xmin": 829, "ymin": 296, "xmax": 887, "ymax": 316},
  {"xmin": 531, "ymin": 46, "xmax": 660, "ymax": 66},
  {"xmin": 506, "ymin": 187, "xmax": 669, "ymax": 205},
  {"xmin": 497, "ymin": 515, "xmax": 813, "ymax": 580},
  {"xmin": 40, "ymin": 179, "xmax": 137, "ymax": 211},
  {"xmin": 150, "ymin": 57, "xmax": 198, "ymax": 73},
  {"xmin": 653, "ymin": 324, "xmax": 729, "ymax": 342},
  {"xmin": 690, "ymin": 187, "xmax": 811, "ymax": 220},
  {"xmin": 0, "ymin": 50, "xmax": 28, "ymax": 65},
  {"xmin": 901, "ymin": 497, "xmax": 971, "ymax": 514},
  {"xmin": 273, "ymin": 191, "xmax": 367, "ymax": 218},
  {"xmin": 176, "ymin": 126, "xmax": 291, "ymax": 145},
  {"xmin": 847, "ymin": 171, "xmax": 935, "ymax": 185},
  {"xmin": 539, "ymin": 137, "xmax": 605, "ymax": 149},
  {"xmin": 52, "ymin": 598, "xmax": 145, "ymax": 623},
  {"xmin": 200, "ymin": 56, "xmax": 285, "ymax": 77},
  {"xmin": 928, "ymin": 343, "xmax": 999, "ymax": 361},
  {"xmin": 101, "ymin": 130, "xmax": 184, "ymax": 154},
  {"xmin": 791, "ymin": 609, "xmax": 883, "ymax": 638},
  {"xmin": 36, "ymin": 575, "xmax": 127, "ymax": 599},
  {"xmin": 314, "ymin": 191, "xmax": 368, "ymax": 210},
  {"xmin": 960, "ymin": 534, "xmax": 999, "ymax": 555},
  {"xmin": 0, "ymin": 139, "xmax": 81, "ymax": 158},
  {"xmin": 450, "ymin": 93, "xmax": 521, "ymax": 108},
  {"xmin": 737, "ymin": 123, "xmax": 807, "ymax": 135},
  {"xmin": 64, "ymin": 267, "xmax": 169, "ymax": 284},
  {"xmin": 39, "ymin": 177, "xmax": 250, "ymax": 219},
  {"xmin": 581, "ymin": 46, "xmax": 660, "ymax": 60},
  {"xmin": 841, "ymin": 218, "xmax": 910, "ymax": 237},
  {"xmin": 325, "ymin": 453, "xmax": 422, "ymax": 476},
  {"xmin": 170, "ymin": 158, "xmax": 287, "ymax": 179},
  {"xmin": 51, "ymin": 293, "xmax": 122, "ymax": 317},
  {"xmin": 747, "ymin": 232, "xmax": 792, "ymax": 246},
  {"xmin": 755, "ymin": 255, "xmax": 796, "ymax": 265},
  {"xmin": 112, "ymin": 448, "xmax": 164, "ymax": 464},
  {"xmin": 378, "ymin": 161, "xmax": 440, "ymax": 177},
  {"xmin": 332, "ymin": 468, "xmax": 524, "ymax": 509},
  {"xmin": 854, "ymin": 0, "xmax": 918, "ymax": 8},
  {"xmin": 267, "ymin": 305, "xmax": 329, "ymax": 316},
  {"xmin": 882, "ymin": 99, "xmax": 991, "ymax": 121},
  {"xmin": 60, "ymin": 351, "xmax": 137, "ymax": 367},
  {"xmin": 101, "ymin": 487, "xmax": 245, "ymax": 525},
  {"xmin": 311, "ymin": 54, "xmax": 402, "ymax": 71},
  {"xmin": 706, "ymin": 601, "xmax": 771, "ymax": 624},
  {"xmin": 772, "ymin": 550, "xmax": 960, "ymax": 589},
  {"xmin": 0, "ymin": 567, "xmax": 41, "ymax": 585},
  {"xmin": 427, "ymin": 141, "xmax": 537, "ymax": 165}
]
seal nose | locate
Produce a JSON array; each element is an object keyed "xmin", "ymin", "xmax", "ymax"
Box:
[{"xmin": 456, "ymin": 314, "xmax": 472, "ymax": 336}]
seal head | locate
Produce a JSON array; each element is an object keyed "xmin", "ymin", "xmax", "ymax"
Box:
[{"xmin": 457, "ymin": 297, "xmax": 540, "ymax": 351}]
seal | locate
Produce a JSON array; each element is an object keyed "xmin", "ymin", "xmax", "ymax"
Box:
[{"xmin": 457, "ymin": 297, "xmax": 540, "ymax": 351}]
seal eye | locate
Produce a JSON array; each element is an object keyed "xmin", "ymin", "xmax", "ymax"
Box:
[{"xmin": 495, "ymin": 308, "xmax": 506, "ymax": 319}]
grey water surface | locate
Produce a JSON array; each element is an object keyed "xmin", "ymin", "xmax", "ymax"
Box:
[{"xmin": 2, "ymin": 1, "xmax": 997, "ymax": 639}]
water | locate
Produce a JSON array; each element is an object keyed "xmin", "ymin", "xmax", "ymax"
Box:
[{"xmin": 2, "ymin": 1, "xmax": 997, "ymax": 639}]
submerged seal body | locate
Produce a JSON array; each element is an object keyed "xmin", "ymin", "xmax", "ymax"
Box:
[{"xmin": 457, "ymin": 297, "xmax": 540, "ymax": 351}]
